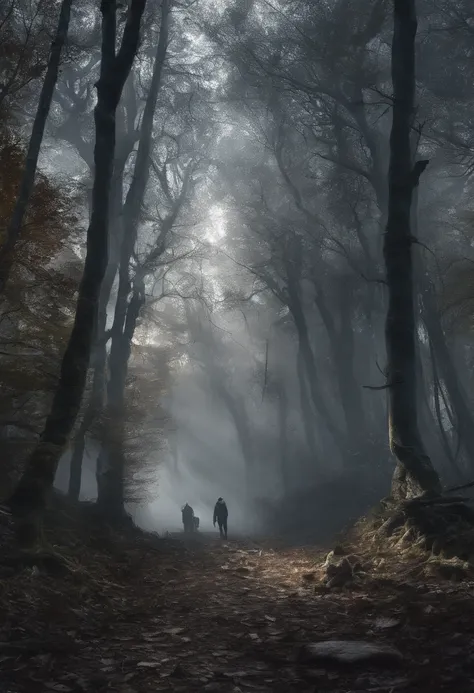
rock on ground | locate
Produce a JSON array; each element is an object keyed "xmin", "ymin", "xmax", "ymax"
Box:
[{"xmin": 298, "ymin": 640, "xmax": 403, "ymax": 667}]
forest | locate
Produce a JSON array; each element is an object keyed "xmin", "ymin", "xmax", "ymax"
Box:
[{"xmin": 2, "ymin": 0, "xmax": 474, "ymax": 691}]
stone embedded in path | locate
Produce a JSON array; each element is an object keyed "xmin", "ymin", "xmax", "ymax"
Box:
[{"xmin": 298, "ymin": 640, "xmax": 403, "ymax": 667}]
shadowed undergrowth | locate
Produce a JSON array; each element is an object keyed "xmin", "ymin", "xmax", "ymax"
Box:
[{"xmin": 1, "ymin": 496, "xmax": 474, "ymax": 692}]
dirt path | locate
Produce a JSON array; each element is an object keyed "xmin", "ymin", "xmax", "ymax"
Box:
[{"xmin": 2, "ymin": 527, "xmax": 474, "ymax": 692}]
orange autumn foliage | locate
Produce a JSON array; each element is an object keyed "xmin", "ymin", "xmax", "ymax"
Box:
[{"xmin": 0, "ymin": 123, "xmax": 81, "ymax": 492}]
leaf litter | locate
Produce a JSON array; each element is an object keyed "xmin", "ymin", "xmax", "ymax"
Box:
[{"xmin": 1, "ymin": 501, "xmax": 474, "ymax": 692}]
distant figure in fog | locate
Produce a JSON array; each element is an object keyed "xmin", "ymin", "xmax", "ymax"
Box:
[
  {"xmin": 181, "ymin": 503, "xmax": 194, "ymax": 533},
  {"xmin": 213, "ymin": 497, "xmax": 228, "ymax": 539}
]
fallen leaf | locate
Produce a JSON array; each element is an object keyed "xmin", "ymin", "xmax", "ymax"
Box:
[
  {"xmin": 163, "ymin": 627, "xmax": 185, "ymax": 635},
  {"xmin": 170, "ymin": 663, "xmax": 187, "ymax": 677},
  {"xmin": 142, "ymin": 631, "xmax": 163, "ymax": 639},
  {"xmin": 373, "ymin": 617, "xmax": 401, "ymax": 630}
]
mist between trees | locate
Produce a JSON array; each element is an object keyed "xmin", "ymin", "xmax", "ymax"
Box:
[{"xmin": 1, "ymin": 0, "xmax": 474, "ymax": 543}]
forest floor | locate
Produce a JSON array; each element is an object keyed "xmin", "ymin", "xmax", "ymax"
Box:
[{"xmin": 1, "ymin": 502, "xmax": 474, "ymax": 693}]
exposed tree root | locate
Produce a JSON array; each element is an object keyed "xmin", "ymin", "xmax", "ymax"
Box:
[
  {"xmin": 0, "ymin": 549, "xmax": 73, "ymax": 577},
  {"xmin": 375, "ymin": 494, "xmax": 474, "ymax": 560},
  {"xmin": 315, "ymin": 493, "xmax": 474, "ymax": 590},
  {"xmin": 348, "ymin": 495, "xmax": 474, "ymax": 565}
]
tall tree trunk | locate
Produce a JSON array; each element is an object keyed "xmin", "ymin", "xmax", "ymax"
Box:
[
  {"xmin": 68, "ymin": 132, "xmax": 132, "ymax": 499},
  {"xmin": 428, "ymin": 336, "xmax": 464, "ymax": 480},
  {"xmin": 421, "ymin": 282, "xmax": 474, "ymax": 467},
  {"xmin": 314, "ymin": 277, "xmax": 367, "ymax": 465},
  {"xmin": 0, "ymin": 0, "xmax": 73, "ymax": 292},
  {"xmin": 9, "ymin": 0, "xmax": 147, "ymax": 545},
  {"xmin": 276, "ymin": 380, "xmax": 290, "ymax": 494},
  {"xmin": 292, "ymin": 306, "xmax": 342, "ymax": 447},
  {"xmin": 96, "ymin": 278, "xmax": 145, "ymax": 517},
  {"xmin": 67, "ymin": 334, "xmax": 108, "ymax": 500},
  {"xmin": 384, "ymin": 0, "xmax": 440, "ymax": 500},
  {"xmin": 285, "ymin": 247, "xmax": 343, "ymax": 450},
  {"xmin": 336, "ymin": 281, "xmax": 367, "ymax": 451},
  {"xmin": 67, "ymin": 260, "xmax": 117, "ymax": 500},
  {"xmin": 296, "ymin": 348, "xmax": 319, "ymax": 460},
  {"xmin": 96, "ymin": 0, "xmax": 170, "ymax": 514},
  {"xmin": 212, "ymin": 377, "xmax": 255, "ymax": 501}
]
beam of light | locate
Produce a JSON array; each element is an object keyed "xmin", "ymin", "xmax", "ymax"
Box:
[{"xmin": 205, "ymin": 204, "xmax": 227, "ymax": 244}]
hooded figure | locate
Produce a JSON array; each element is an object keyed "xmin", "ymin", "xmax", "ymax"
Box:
[
  {"xmin": 181, "ymin": 503, "xmax": 194, "ymax": 533},
  {"xmin": 213, "ymin": 497, "xmax": 228, "ymax": 539}
]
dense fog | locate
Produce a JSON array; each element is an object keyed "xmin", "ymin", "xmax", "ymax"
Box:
[{"xmin": 2, "ymin": 0, "xmax": 474, "ymax": 542}]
